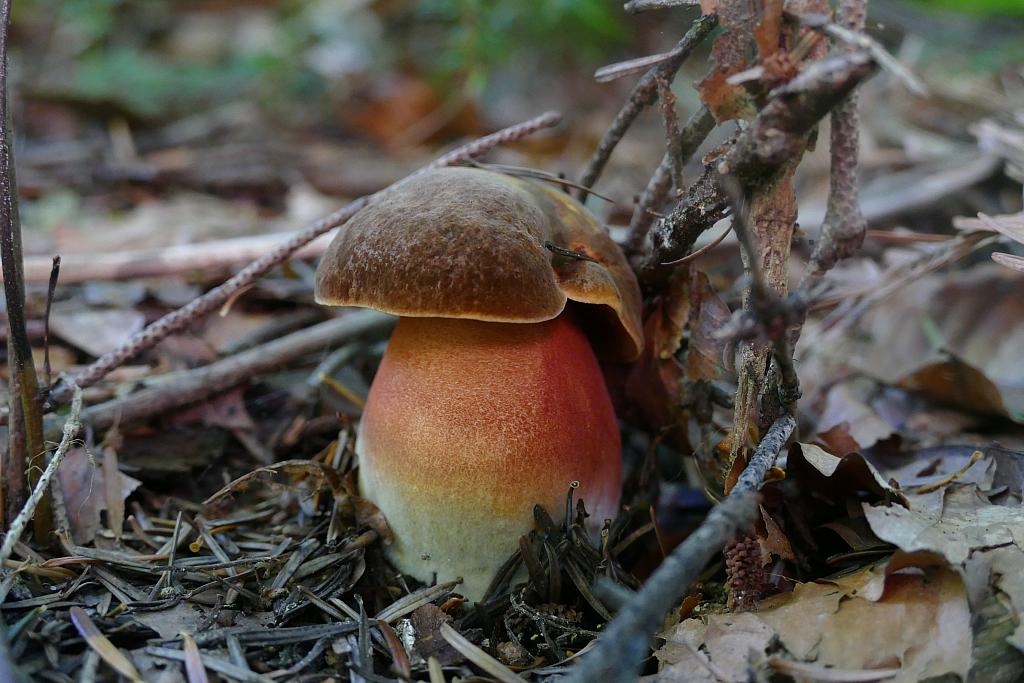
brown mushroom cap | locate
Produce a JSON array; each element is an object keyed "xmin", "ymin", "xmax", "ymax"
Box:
[{"xmin": 314, "ymin": 166, "xmax": 643, "ymax": 361}]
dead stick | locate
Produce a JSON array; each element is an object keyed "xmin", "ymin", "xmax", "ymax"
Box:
[
  {"xmin": 624, "ymin": 0, "xmax": 700, "ymax": 13},
  {"xmin": 46, "ymin": 112, "xmax": 561, "ymax": 406},
  {"xmin": 0, "ymin": 0, "xmax": 49, "ymax": 535},
  {"xmin": 0, "ymin": 384, "xmax": 82, "ymax": 568},
  {"xmin": 646, "ymin": 51, "xmax": 875, "ymax": 276},
  {"xmin": 565, "ymin": 414, "xmax": 796, "ymax": 683},
  {"xmin": 5, "ymin": 231, "xmax": 336, "ymax": 284},
  {"xmin": 45, "ymin": 311, "xmax": 393, "ymax": 440},
  {"xmin": 577, "ymin": 14, "xmax": 717, "ymax": 201},
  {"xmin": 804, "ymin": 0, "xmax": 868, "ymax": 280},
  {"xmin": 624, "ymin": 105, "xmax": 715, "ymax": 257}
]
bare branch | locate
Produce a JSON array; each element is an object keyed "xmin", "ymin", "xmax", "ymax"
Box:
[
  {"xmin": 805, "ymin": 1, "xmax": 868, "ymax": 279},
  {"xmin": 646, "ymin": 50, "xmax": 876, "ymax": 275},
  {"xmin": 565, "ymin": 414, "xmax": 796, "ymax": 683},
  {"xmin": 0, "ymin": 384, "xmax": 82, "ymax": 569},
  {"xmin": 45, "ymin": 311, "xmax": 393, "ymax": 440},
  {"xmin": 623, "ymin": 0, "xmax": 700, "ymax": 13},
  {"xmin": 624, "ymin": 105, "xmax": 716, "ymax": 257},
  {"xmin": 578, "ymin": 15, "xmax": 718, "ymax": 200}
]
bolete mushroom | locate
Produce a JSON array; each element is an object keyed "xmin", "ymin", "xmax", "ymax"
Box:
[{"xmin": 314, "ymin": 167, "xmax": 643, "ymax": 600}]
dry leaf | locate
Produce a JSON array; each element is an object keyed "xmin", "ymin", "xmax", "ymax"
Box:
[
  {"xmin": 815, "ymin": 379, "xmax": 896, "ymax": 451},
  {"xmin": 789, "ymin": 442, "xmax": 905, "ymax": 505},
  {"xmin": 697, "ymin": 0, "xmax": 759, "ymax": 122},
  {"xmin": 864, "ymin": 484, "xmax": 1023, "ymax": 566},
  {"xmin": 829, "ymin": 265, "xmax": 1024, "ymax": 421},
  {"xmin": 865, "ymin": 477, "xmax": 1024, "ymax": 654},
  {"xmin": 69, "ymin": 607, "xmax": 144, "ymax": 683},
  {"xmin": 656, "ymin": 554, "xmax": 973, "ymax": 683},
  {"xmin": 49, "ymin": 307, "xmax": 146, "ymax": 358},
  {"xmin": 57, "ymin": 448, "xmax": 142, "ymax": 545}
]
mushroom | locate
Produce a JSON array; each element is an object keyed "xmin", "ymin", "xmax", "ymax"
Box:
[{"xmin": 314, "ymin": 167, "xmax": 643, "ymax": 600}]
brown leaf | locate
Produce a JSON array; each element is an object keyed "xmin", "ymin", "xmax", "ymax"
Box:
[
  {"xmin": 863, "ymin": 484, "xmax": 1022, "ymax": 566},
  {"xmin": 616, "ymin": 307, "xmax": 686, "ymax": 444},
  {"xmin": 49, "ymin": 307, "xmax": 145, "ymax": 358},
  {"xmin": 752, "ymin": 0, "xmax": 784, "ymax": 61},
  {"xmin": 814, "ymin": 562, "xmax": 971, "ymax": 681},
  {"xmin": 172, "ymin": 387, "xmax": 258, "ymax": 432},
  {"xmin": 410, "ymin": 604, "xmax": 462, "ymax": 666},
  {"xmin": 685, "ymin": 271, "xmax": 732, "ymax": 382},
  {"xmin": 657, "ymin": 553, "xmax": 973, "ymax": 683},
  {"xmin": 57, "ymin": 448, "xmax": 142, "ymax": 545},
  {"xmin": 824, "ymin": 265, "xmax": 1024, "ymax": 420},
  {"xmin": 789, "ymin": 442, "xmax": 906, "ymax": 505},
  {"xmin": 965, "ymin": 546, "xmax": 1024, "ymax": 651},
  {"xmin": 898, "ymin": 356, "xmax": 1009, "ymax": 417},
  {"xmin": 613, "ymin": 268, "xmax": 731, "ymax": 448},
  {"xmin": 814, "ymin": 379, "xmax": 895, "ymax": 451},
  {"xmin": 345, "ymin": 75, "xmax": 483, "ymax": 149},
  {"xmin": 757, "ymin": 505, "xmax": 794, "ymax": 562}
]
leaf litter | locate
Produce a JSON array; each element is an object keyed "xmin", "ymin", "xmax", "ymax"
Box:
[{"xmin": 4, "ymin": 3, "xmax": 1024, "ymax": 683}]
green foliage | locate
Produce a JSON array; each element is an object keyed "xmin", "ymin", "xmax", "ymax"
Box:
[
  {"xmin": 909, "ymin": 0, "xmax": 1024, "ymax": 16},
  {"xmin": 71, "ymin": 48, "xmax": 256, "ymax": 118},
  {"xmin": 11, "ymin": 0, "xmax": 630, "ymax": 121},
  {"xmin": 414, "ymin": 0, "xmax": 629, "ymax": 96}
]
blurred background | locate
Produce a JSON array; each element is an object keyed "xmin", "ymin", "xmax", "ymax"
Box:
[
  {"xmin": 9, "ymin": 0, "xmax": 1023, "ymax": 242},
  {"xmin": 4, "ymin": 0, "xmax": 1024, "ymax": 399}
]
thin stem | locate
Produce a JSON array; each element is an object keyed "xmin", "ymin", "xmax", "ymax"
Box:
[
  {"xmin": 624, "ymin": 105, "xmax": 716, "ymax": 257},
  {"xmin": 0, "ymin": 0, "xmax": 49, "ymax": 536},
  {"xmin": 565, "ymin": 415, "xmax": 796, "ymax": 683},
  {"xmin": 0, "ymin": 384, "xmax": 83, "ymax": 569},
  {"xmin": 577, "ymin": 14, "xmax": 718, "ymax": 201}
]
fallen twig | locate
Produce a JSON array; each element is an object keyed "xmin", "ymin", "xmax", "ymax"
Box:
[
  {"xmin": 775, "ymin": 1, "xmax": 868, "ymax": 410},
  {"xmin": 44, "ymin": 310, "xmax": 393, "ymax": 441},
  {"xmin": 0, "ymin": 0, "xmax": 47, "ymax": 534},
  {"xmin": 624, "ymin": 105, "xmax": 716, "ymax": 257},
  {"xmin": 623, "ymin": 0, "xmax": 700, "ymax": 13},
  {"xmin": 46, "ymin": 112, "xmax": 561, "ymax": 406},
  {"xmin": 564, "ymin": 414, "xmax": 797, "ymax": 683},
  {"xmin": 646, "ymin": 50, "xmax": 876, "ymax": 277},
  {"xmin": 4, "ymin": 231, "xmax": 336, "ymax": 284},
  {"xmin": 578, "ymin": 15, "xmax": 718, "ymax": 201},
  {"xmin": 0, "ymin": 384, "xmax": 83, "ymax": 569}
]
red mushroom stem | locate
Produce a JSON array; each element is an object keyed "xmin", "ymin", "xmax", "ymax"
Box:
[{"xmin": 357, "ymin": 311, "xmax": 622, "ymax": 601}]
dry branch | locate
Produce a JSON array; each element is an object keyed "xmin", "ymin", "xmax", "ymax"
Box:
[
  {"xmin": 0, "ymin": 0, "xmax": 48, "ymax": 534},
  {"xmin": 5, "ymin": 231, "xmax": 335, "ymax": 284},
  {"xmin": 577, "ymin": 15, "xmax": 718, "ymax": 201},
  {"xmin": 805, "ymin": 0, "xmax": 868, "ymax": 278},
  {"xmin": 44, "ymin": 311, "xmax": 393, "ymax": 440},
  {"xmin": 46, "ymin": 112, "xmax": 561, "ymax": 406},
  {"xmin": 646, "ymin": 50, "xmax": 876, "ymax": 276},
  {"xmin": 623, "ymin": 105, "xmax": 716, "ymax": 257},
  {"xmin": 0, "ymin": 384, "xmax": 82, "ymax": 569},
  {"xmin": 564, "ymin": 414, "xmax": 797, "ymax": 683}
]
